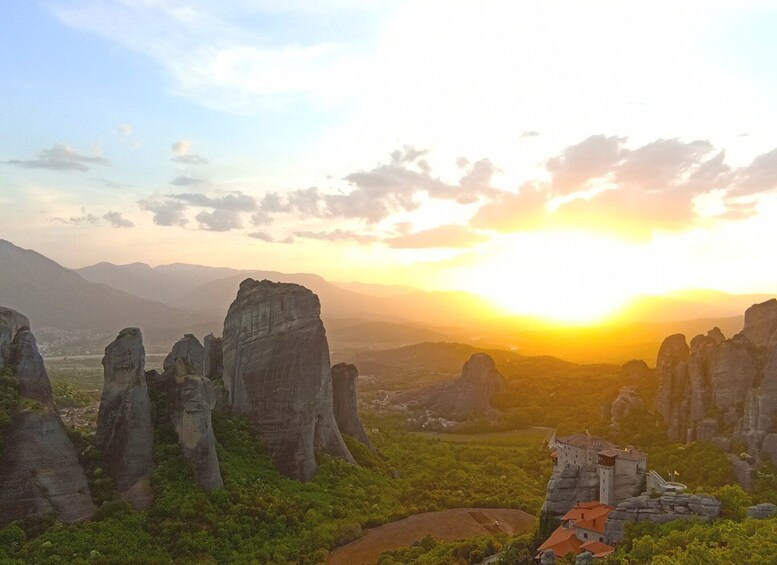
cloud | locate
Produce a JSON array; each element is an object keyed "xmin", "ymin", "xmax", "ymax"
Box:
[
  {"xmin": 248, "ymin": 231, "xmax": 294, "ymax": 244},
  {"xmin": 4, "ymin": 143, "xmax": 109, "ymax": 172},
  {"xmin": 50, "ymin": 1, "xmax": 369, "ymax": 114},
  {"xmin": 103, "ymin": 211, "xmax": 135, "ymax": 228},
  {"xmin": 385, "ymin": 224, "xmax": 489, "ymax": 249},
  {"xmin": 520, "ymin": 130, "xmax": 540, "ymax": 138},
  {"xmin": 546, "ymin": 134, "xmax": 627, "ymax": 195},
  {"xmin": 52, "ymin": 208, "xmax": 101, "ymax": 225},
  {"xmin": 171, "ymin": 140, "xmax": 208, "ymax": 164},
  {"xmin": 294, "ymin": 229, "xmax": 378, "ymax": 244},
  {"xmin": 195, "ymin": 209, "xmax": 243, "ymax": 231},
  {"xmin": 171, "ymin": 192, "xmax": 256, "ymax": 211},
  {"xmin": 139, "ymin": 199, "xmax": 189, "ymax": 227},
  {"xmin": 171, "ymin": 175, "xmax": 205, "ymax": 186},
  {"xmin": 469, "ymin": 183, "xmax": 549, "ymax": 232},
  {"xmin": 730, "ymin": 147, "xmax": 777, "ymax": 196},
  {"xmin": 118, "ymin": 124, "xmax": 132, "ymax": 136},
  {"xmin": 469, "ymin": 135, "xmax": 774, "ymax": 237}
]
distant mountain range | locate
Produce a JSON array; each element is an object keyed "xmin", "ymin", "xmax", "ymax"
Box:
[{"xmin": 0, "ymin": 238, "xmax": 774, "ymax": 363}]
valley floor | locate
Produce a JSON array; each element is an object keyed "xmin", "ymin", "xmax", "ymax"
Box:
[{"xmin": 327, "ymin": 507, "xmax": 534, "ymax": 565}]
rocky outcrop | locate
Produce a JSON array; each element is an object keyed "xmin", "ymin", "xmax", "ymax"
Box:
[
  {"xmin": 398, "ymin": 353, "xmax": 507, "ymax": 423},
  {"xmin": 541, "ymin": 465, "xmax": 600, "ymax": 521},
  {"xmin": 747, "ymin": 502, "xmax": 777, "ymax": 519},
  {"xmin": 167, "ymin": 358, "xmax": 223, "ymax": 491},
  {"xmin": 621, "ymin": 359, "xmax": 650, "ymax": 380},
  {"xmin": 610, "ymin": 386, "xmax": 644, "ymax": 430},
  {"xmin": 727, "ymin": 454, "xmax": 754, "ymax": 492},
  {"xmin": 163, "ymin": 333, "xmax": 205, "ymax": 376},
  {"xmin": 95, "ymin": 328, "xmax": 154, "ymax": 509},
  {"xmin": 654, "ymin": 300, "xmax": 777, "ymax": 464},
  {"xmin": 605, "ymin": 493, "xmax": 721, "ymax": 544},
  {"xmin": 203, "ymin": 334, "xmax": 223, "ymax": 381},
  {"xmin": 0, "ymin": 307, "xmax": 30, "ymax": 371},
  {"xmin": 0, "ymin": 308, "xmax": 95, "ymax": 525},
  {"xmin": 331, "ymin": 363, "xmax": 373, "ymax": 449},
  {"xmin": 740, "ymin": 299, "xmax": 777, "ymax": 347},
  {"xmin": 222, "ymin": 279, "xmax": 354, "ymax": 480}
]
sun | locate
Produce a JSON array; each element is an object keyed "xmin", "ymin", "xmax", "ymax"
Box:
[{"xmin": 453, "ymin": 231, "xmax": 642, "ymax": 326}]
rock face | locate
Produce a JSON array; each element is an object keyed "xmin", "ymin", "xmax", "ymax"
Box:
[
  {"xmin": 605, "ymin": 493, "xmax": 721, "ymax": 544},
  {"xmin": 541, "ymin": 465, "xmax": 600, "ymax": 521},
  {"xmin": 95, "ymin": 328, "xmax": 155, "ymax": 509},
  {"xmin": 400, "ymin": 353, "xmax": 506, "ymax": 423},
  {"xmin": 203, "ymin": 334, "xmax": 223, "ymax": 381},
  {"xmin": 0, "ymin": 307, "xmax": 95, "ymax": 525},
  {"xmin": 167, "ymin": 358, "xmax": 223, "ymax": 491},
  {"xmin": 0, "ymin": 307, "xmax": 30, "ymax": 371},
  {"xmin": 610, "ymin": 386, "xmax": 644, "ymax": 430},
  {"xmin": 654, "ymin": 300, "xmax": 777, "ymax": 469},
  {"xmin": 429, "ymin": 353, "xmax": 505, "ymax": 420},
  {"xmin": 222, "ymin": 279, "xmax": 354, "ymax": 480},
  {"xmin": 740, "ymin": 299, "xmax": 777, "ymax": 347},
  {"xmin": 163, "ymin": 333, "xmax": 205, "ymax": 375},
  {"xmin": 331, "ymin": 363, "xmax": 373, "ymax": 449}
]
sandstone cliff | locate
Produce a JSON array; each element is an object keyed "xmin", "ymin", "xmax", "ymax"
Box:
[
  {"xmin": 331, "ymin": 363, "xmax": 373, "ymax": 449},
  {"xmin": 0, "ymin": 307, "xmax": 95, "ymax": 525},
  {"xmin": 396, "ymin": 352, "xmax": 506, "ymax": 423},
  {"xmin": 654, "ymin": 299, "xmax": 777, "ymax": 478},
  {"xmin": 167, "ymin": 358, "xmax": 223, "ymax": 491},
  {"xmin": 95, "ymin": 327, "xmax": 155, "ymax": 509},
  {"xmin": 222, "ymin": 279, "xmax": 354, "ymax": 480},
  {"xmin": 163, "ymin": 333, "xmax": 205, "ymax": 375},
  {"xmin": 610, "ymin": 386, "xmax": 644, "ymax": 431}
]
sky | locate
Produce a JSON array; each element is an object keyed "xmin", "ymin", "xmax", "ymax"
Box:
[{"xmin": 2, "ymin": 1, "xmax": 777, "ymax": 322}]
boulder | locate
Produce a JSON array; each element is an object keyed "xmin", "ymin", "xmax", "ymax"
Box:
[
  {"xmin": 0, "ymin": 310, "xmax": 95, "ymax": 525},
  {"xmin": 620, "ymin": 359, "xmax": 650, "ymax": 380},
  {"xmin": 167, "ymin": 358, "xmax": 223, "ymax": 491},
  {"xmin": 95, "ymin": 328, "xmax": 154, "ymax": 509},
  {"xmin": 331, "ymin": 363, "xmax": 373, "ymax": 449},
  {"xmin": 163, "ymin": 334, "xmax": 205, "ymax": 375},
  {"xmin": 222, "ymin": 279, "xmax": 354, "ymax": 480},
  {"xmin": 747, "ymin": 502, "xmax": 777, "ymax": 519}
]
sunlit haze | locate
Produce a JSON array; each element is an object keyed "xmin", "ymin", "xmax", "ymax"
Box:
[{"xmin": 3, "ymin": 1, "xmax": 777, "ymax": 323}]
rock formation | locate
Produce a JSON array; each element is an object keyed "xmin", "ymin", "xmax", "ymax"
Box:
[
  {"xmin": 331, "ymin": 363, "xmax": 373, "ymax": 449},
  {"xmin": 740, "ymin": 298, "xmax": 777, "ymax": 347},
  {"xmin": 222, "ymin": 279, "xmax": 354, "ymax": 480},
  {"xmin": 397, "ymin": 353, "xmax": 507, "ymax": 423},
  {"xmin": 203, "ymin": 333, "xmax": 223, "ymax": 381},
  {"xmin": 95, "ymin": 328, "xmax": 155, "ymax": 509},
  {"xmin": 540, "ymin": 465, "xmax": 600, "ymax": 521},
  {"xmin": 163, "ymin": 333, "xmax": 205, "ymax": 376},
  {"xmin": 654, "ymin": 300, "xmax": 777, "ymax": 475},
  {"xmin": 604, "ymin": 493, "xmax": 721, "ymax": 544},
  {"xmin": 167, "ymin": 358, "xmax": 223, "ymax": 491},
  {"xmin": 610, "ymin": 386, "xmax": 644, "ymax": 430},
  {"xmin": 0, "ymin": 307, "xmax": 95, "ymax": 525},
  {"xmin": 747, "ymin": 502, "xmax": 777, "ymax": 519}
]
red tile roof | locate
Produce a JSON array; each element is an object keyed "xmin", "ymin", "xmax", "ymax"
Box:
[
  {"xmin": 580, "ymin": 540, "xmax": 615, "ymax": 558},
  {"xmin": 561, "ymin": 502, "xmax": 614, "ymax": 534},
  {"xmin": 536, "ymin": 526, "xmax": 582, "ymax": 558}
]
